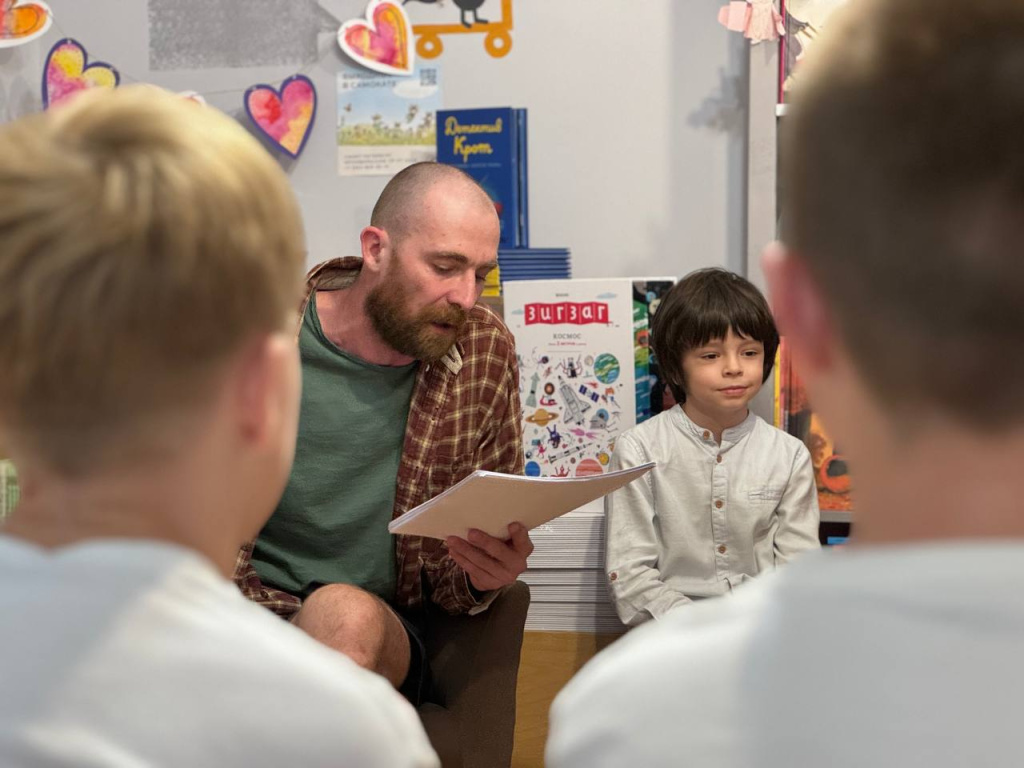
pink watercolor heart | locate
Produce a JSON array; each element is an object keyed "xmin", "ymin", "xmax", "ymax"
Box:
[
  {"xmin": 0, "ymin": 0, "xmax": 52, "ymax": 48},
  {"xmin": 244, "ymin": 75, "xmax": 317, "ymax": 159},
  {"xmin": 337, "ymin": 0, "xmax": 414, "ymax": 76},
  {"xmin": 43, "ymin": 38, "xmax": 119, "ymax": 109}
]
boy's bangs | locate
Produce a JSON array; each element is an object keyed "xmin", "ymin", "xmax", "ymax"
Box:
[{"xmin": 685, "ymin": 290, "xmax": 772, "ymax": 351}]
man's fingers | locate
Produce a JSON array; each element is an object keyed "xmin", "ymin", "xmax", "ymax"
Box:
[
  {"xmin": 447, "ymin": 536, "xmax": 515, "ymax": 584},
  {"xmin": 466, "ymin": 528, "xmax": 519, "ymax": 563},
  {"xmin": 507, "ymin": 523, "xmax": 535, "ymax": 557}
]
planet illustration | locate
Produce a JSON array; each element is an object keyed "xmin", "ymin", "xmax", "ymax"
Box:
[
  {"xmin": 593, "ymin": 353, "xmax": 620, "ymax": 384},
  {"xmin": 526, "ymin": 408, "xmax": 558, "ymax": 427},
  {"xmin": 575, "ymin": 458, "xmax": 603, "ymax": 477},
  {"xmin": 525, "ymin": 461, "xmax": 542, "ymax": 477},
  {"xmin": 597, "ymin": 452, "xmax": 610, "ymax": 465}
]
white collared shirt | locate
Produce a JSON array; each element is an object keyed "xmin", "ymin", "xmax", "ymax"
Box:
[{"xmin": 605, "ymin": 406, "xmax": 820, "ymax": 626}]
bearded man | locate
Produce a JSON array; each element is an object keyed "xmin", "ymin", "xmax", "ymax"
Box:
[{"xmin": 234, "ymin": 162, "xmax": 531, "ymax": 704}]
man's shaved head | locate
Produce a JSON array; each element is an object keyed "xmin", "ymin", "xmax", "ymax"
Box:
[{"xmin": 370, "ymin": 161, "xmax": 496, "ymax": 244}]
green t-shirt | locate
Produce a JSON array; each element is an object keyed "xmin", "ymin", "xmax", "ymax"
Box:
[{"xmin": 251, "ymin": 295, "xmax": 417, "ymax": 601}]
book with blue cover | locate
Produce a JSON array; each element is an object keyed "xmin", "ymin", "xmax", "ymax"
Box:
[{"xmin": 436, "ymin": 107, "xmax": 528, "ymax": 247}]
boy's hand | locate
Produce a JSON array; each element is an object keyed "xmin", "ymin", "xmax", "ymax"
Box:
[{"xmin": 446, "ymin": 523, "xmax": 534, "ymax": 593}]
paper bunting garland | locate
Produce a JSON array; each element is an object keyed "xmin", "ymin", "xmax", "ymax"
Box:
[
  {"xmin": 42, "ymin": 38, "xmax": 120, "ymax": 109},
  {"xmin": 244, "ymin": 74, "xmax": 317, "ymax": 159},
  {"xmin": 0, "ymin": 0, "xmax": 52, "ymax": 48},
  {"xmin": 718, "ymin": 0, "xmax": 786, "ymax": 44},
  {"xmin": 338, "ymin": 0, "xmax": 414, "ymax": 76}
]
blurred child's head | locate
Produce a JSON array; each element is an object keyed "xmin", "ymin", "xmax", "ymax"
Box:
[
  {"xmin": 777, "ymin": 0, "xmax": 1024, "ymax": 432},
  {"xmin": 0, "ymin": 86, "xmax": 306, "ymax": 494},
  {"xmin": 652, "ymin": 269, "xmax": 779, "ymax": 408}
]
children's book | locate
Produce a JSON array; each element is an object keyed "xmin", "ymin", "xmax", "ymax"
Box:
[
  {"xmin": 504, "ymin": 279, "xmax": 638, "ymax": 484},
  {"xmin": 632, "ymin": 278, "xmax": 675, "ymax": 423},
  {"xmin": 776, "ymin": 338, "xmax": 852, "ymax": 511},
  {"xmin": 436, "ymin": 107, "xmax": 528, "ymax": 247},
  {"xmin": 388, "ymin": 462, "xmax": 655, "ymax": 540}
]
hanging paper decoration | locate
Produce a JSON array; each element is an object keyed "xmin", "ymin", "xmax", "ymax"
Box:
[
  {"xmin": 42, "ymin": 38, "xmax": 120, "ymax": 110},
  {"xmin": 0, "ymin": 0, "xmax": 52, "ymax": 48},
  {"xmin": 409, "ymin": 0, "xmax": 514, "ymax": 60},
  {"xmin": 244, "ymin": 74, "xmax": 317, "ymax": 159},
  {"xmin": 337, "ymin": 0, "xmax": 414, "ymax": 76},
  {"xmin": 718, "ymin": 0, "xmax": 785, "ymax": 44}
]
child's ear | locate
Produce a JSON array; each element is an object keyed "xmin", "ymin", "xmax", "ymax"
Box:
[
  {"xmin": 762, "ymin": 241, "xmax": 834, "ymax": 374},
  {"xmin": 233, "ymin": 334, "xmax": 299, "ymax": 448}
]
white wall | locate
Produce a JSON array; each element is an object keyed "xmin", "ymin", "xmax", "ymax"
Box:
[{"xmin": 0, "ymin": 0, "xmax": 748, "ymax": 279}]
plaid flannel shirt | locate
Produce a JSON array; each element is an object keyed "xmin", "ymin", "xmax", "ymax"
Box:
[{"xmin": 234, "ymin": 258, "xmax": 524, "ymax": 616}]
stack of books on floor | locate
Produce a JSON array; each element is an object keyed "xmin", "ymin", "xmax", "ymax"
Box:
[
  {"xmin": 497, "ymin": 247, "xmax": 571, "ymax": 284},
  {"xmin": 521, "ymin": 504, "xmax": 625, "ymax": 633}
]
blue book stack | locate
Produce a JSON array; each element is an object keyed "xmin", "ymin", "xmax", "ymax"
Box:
[
  {"xmin": 436, "ymin": 107, "xmax": 528, "ymax": 248},
  {"xmin": 497, "ymin": 247, "xmax": 571, "ymax": 283}
]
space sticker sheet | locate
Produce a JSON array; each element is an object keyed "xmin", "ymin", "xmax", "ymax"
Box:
[{"xmin": 504, "ymin": 279, "xmax": 637, "ymax": 480}]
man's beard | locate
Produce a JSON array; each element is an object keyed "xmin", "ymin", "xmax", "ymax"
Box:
[{"xmin": 365, "ymin": 266, "xmax": 469, "ymax": 362}]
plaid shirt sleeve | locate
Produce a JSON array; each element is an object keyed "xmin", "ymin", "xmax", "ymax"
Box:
[
  {"xmin": 393, "ymin": 303, "xmax": 525, "ymax": 615},
  {"xmin": 233, "ymin": 541, "xmax": 302, "ymax": 619}
]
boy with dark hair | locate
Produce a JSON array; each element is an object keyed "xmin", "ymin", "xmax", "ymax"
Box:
[
  {"xmin": 604, "ymin": 268, "xmax": 819, "ymax": 626},
  {"xmin": 550, "ymin": 1, "xmax": 1024, "ymax": 765}
]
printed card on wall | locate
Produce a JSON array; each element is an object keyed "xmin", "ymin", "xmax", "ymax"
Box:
[
  {"xmin": 504, "ymin": 279, "xmax": 637, "ymax": 488},
  {"xmin": 337, "ymin": 63, "xmax": 441, "ymax": 176}
]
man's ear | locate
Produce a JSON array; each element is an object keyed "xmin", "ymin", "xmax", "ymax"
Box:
[
  {"xmin": 359, "ymin": 226, "xmax": 390, "ymax": 275},
  {"xmin": 762, "ymin": 241, "xmax": 834, "ymax": 374}
]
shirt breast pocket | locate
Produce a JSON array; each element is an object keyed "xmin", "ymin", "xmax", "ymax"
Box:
[{"xmin": 747, "ymin": 486, "xmax": 785, "ymax": 506}]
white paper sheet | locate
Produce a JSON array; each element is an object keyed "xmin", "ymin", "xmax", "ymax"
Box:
[{"xmin": 388, "ymin": 462, "xmax": 655, "ymax": 541}]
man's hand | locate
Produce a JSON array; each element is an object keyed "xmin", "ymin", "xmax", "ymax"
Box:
[{"xmin": 446, "ymin": 523, "xmax": 535, "ymax": 593}]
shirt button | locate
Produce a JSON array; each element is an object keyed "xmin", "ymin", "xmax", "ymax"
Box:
[
  {"xmin": 715, "ymin": 500, "xmax": 723, "ymax": 509},
  {"xmin": 609, "ymin": 572, "xmax": 618, "ymax": 582},
  {"xmin": 718, "ymin": 545, "xmax": 727, "ymax": 554},
  {"xmin": 716, "ymin": 455, "xmax": 723, "ymax": 464},
  {"xmin": 702, "ymin": 430, "xmax": 711, "ymax": 440}
]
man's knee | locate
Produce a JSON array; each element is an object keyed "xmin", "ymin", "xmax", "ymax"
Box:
[
  {"xmin": 295, "ymin": 584, "xmax": 387, "ymax": 655},
  {"xmin": 294, "ymin": 585, "xmax": 409, "ymax": 684}
]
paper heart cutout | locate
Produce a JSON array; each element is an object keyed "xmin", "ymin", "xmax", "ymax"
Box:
[
  {"xmin": 244, "ymin": 75, "xmax": 317, "ymax": 159},
  {"xmin": 338, "ymin": 0, "xmax": 414, "ymax": 76},
  {"xmin": 42, "ymin": 38, "xmax": 120, "ymax": 109},
  {"xmin": 0, "ymin": 0, "xmax": 52, "ymax": 49}
]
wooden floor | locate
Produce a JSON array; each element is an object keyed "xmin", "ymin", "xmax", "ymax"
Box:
[{"xmin": 511, "ymin": 631, "xmax": 623, "ymax": 768}]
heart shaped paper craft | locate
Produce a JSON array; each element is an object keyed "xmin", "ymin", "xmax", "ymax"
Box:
[
  {"xmin": 244, "ymin": 75, "xmax": 317, "ymax": 159},
  {"xmin": 0, "ymin": 0, "xmax": 51, "ymax": 48},
  {"xmin": 338, "ymin": 0, "xmax": 414, "ymax": 76},
  {"xmin": 42, "ymin": 38, "xmax": 120, "ymax": 109}
]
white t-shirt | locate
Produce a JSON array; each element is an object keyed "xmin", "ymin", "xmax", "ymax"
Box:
[
  {"xmin": 0, "ymin": 535, "xmax": 439, "ymax": 767},
  {"xmin": 548, "ymin": 542, "xmax": 1024, "ymax": 768}
]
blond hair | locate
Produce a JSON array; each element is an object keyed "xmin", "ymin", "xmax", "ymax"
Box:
[
  {"xmin": 781, "ymin": 0, "xmax": 1024, "ymax": 428},
  {"xmin": 0, "ymin": 86, "xmax": 306, "ymax": 474}
]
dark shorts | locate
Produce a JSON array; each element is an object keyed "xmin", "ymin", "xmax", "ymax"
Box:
[{"xmin": 393, "ymin": 607, "xmax": 432, "ymax": 706}]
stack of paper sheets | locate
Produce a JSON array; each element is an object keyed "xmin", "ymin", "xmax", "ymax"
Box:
[{"xmin": 524, "ymin": 508, "xmax": 625, "ymax": 634}]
